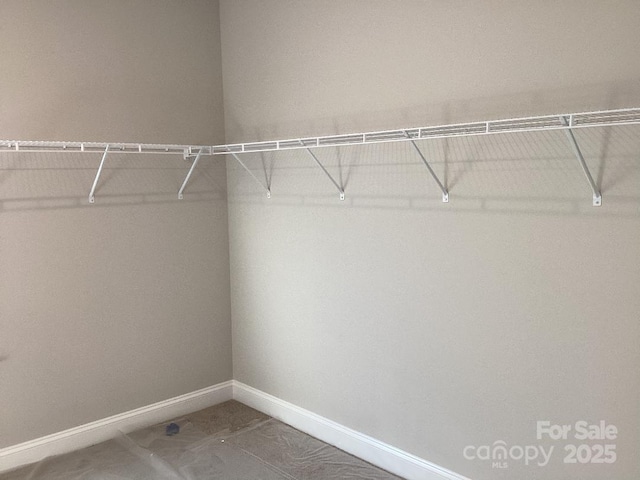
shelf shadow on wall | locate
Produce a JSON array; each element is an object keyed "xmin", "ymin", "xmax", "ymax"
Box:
[
  {"xmin": 0, "ymin": 152, "xmax": 228, "ymax": 213},
  {"xmin": 226, "ymin": 123, "xmax": 640, "ymax": 217},
  {"xmin": 225, "ymin": 80, "xmax": 640, "ymax": 206},
  {"xmin": 227, "ymin": 192, "xmax": 640, "ymax": 219},
  {"xmin": 0, "ymin": 191, "xmax": 224, "ymax": 213},
  {"xmin": 226, "ymin": 80, "xmax": 640, "ymax": 146}
]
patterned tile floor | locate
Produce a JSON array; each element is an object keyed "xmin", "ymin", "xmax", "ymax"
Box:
[{"xmin": 1, "ymin": 400, "xmax": 401, "ymax": 479}]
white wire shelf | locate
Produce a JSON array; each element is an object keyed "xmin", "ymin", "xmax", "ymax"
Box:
[
  {"xmin": 208, "ymin": 107, "xmax": 640, "ymax": 157},
  {"xmin": 0, "ymin": 141, "xmax": 188, "ymax": 155},
  {"xmin": 2, "ymin": 107, "xmax": 639, "ymax": 205},
  {"xmin": 2, "ymin": 108, "xmax": 639, "ymax": 157}
]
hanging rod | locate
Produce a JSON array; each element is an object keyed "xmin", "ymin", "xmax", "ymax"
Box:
[{"xmin": 1, "ymin": 107, "xmax": 639, "ymax": 157}]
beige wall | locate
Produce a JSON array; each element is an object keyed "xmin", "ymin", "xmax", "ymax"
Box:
[
  {"xmin": 2, "ymin": 2, "xmax": 639, "ymax": 478},
  {"xmin": 0, "ymin": 0, "xmax": 223, "ymax": 144},
  {"xmin": 0, "ymin": 1, "xmax": 231, "ymax": 448},
  {"xmin": 221, "ymin": 2, "xmax": 640, "ymax": 479}
]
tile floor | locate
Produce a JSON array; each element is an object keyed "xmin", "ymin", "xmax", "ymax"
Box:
[{"xmin": 1, "ymin": 400, "xmax": 401, "ymax": 479}]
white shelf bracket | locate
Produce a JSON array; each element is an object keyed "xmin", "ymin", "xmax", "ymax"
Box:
[
  {"xmin": 178, "ymin": 147, "xmax": 204, "ymax": 200},
  {"xmin": 230, "ymin": 152, "xmax": 271, "ymax": 198},
  {"xmin": 299, "ymin": 140, "xmax": 345, "ymax": 200},
  {"xmin": 405, "ymin": 132, "xmax": 449, "ymax": 202},
  {"xmin": 559, "ymin": 116, "xmax": 602, "ymax": 206},
  {"xmin": 88, "ymin": 144, "xmax": 109, "ymax": 204}
]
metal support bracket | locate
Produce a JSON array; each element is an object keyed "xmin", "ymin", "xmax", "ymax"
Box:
[
  {"xmin": 405, "ymin": 132, "xmax": 449, "ymax": 202},
  {"xmin": 88, "ymin": 145, "xmax": 109, "ymax": 204},
  {"xmin": 299, "ymin": 140, "xmax": 345, "ymax": 200},
  {"xmin": 560, "ymin": 116, "xmax": 602, "ymax": 206},
  {"xmin": 178, "ymin": 147, "xmax": 204, "ymax": 199},
  {"xmin": 230, "ymin": 152, "xmax": 271, "ymax": 198}
]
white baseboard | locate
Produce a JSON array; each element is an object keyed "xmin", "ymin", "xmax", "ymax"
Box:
[
  {"xmin": 0, "ymin": 381, "xmax": 233, "ymax": 474},
  {"xmin": 232, "ymin": 381, "xmax": 470, "ymax": 480},
  {"xmin": 1, "ymin": 380, "xmax": 469, "ymax": 480}
]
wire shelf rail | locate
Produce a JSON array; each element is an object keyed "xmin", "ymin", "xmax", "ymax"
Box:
[{"xmin": 2, "ymin": 107, "xmax": 639, "ymax": 205}]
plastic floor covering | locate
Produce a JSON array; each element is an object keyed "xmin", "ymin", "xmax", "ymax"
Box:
[{"xmin": 1, "ymin": 400, "xmax": 401, "ymax": 479}]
